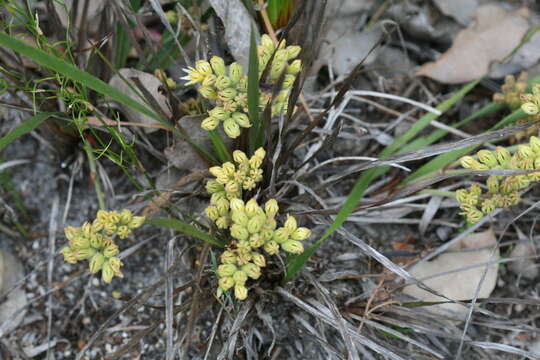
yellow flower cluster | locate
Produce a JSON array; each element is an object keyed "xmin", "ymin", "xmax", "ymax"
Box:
[
  {"xmin": 181, "ymin": 34, "xmax": 302, "ymax": 138},
  {"xmin": 493, "ymin": 72, "xmax": 528, "ymax": 111},
  {"xmin": 60, "ymin": 210, "xmax": 145, "ymax": 283},
  {"xmin": 456, "ymin": 138, "xmax": 540, "ymax": 223},
  {"xmin": 204, "ymin": 147, "xmax": 311, "ymax": 300}
]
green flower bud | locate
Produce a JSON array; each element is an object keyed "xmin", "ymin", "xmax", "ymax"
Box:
[
  {"xmin": 89, "ymin": 252, "xmax": 105, "ymax": 274},
  {"xmin": 199, "ymin": 86, "xmax": 217, "ymax": 99},
  {"xmin": 291, "ymin": 227, "xmax": 311, "ymax": 241},
  {"xmin": 209, "ymin": 166, "xmax": 225, "ymax": 179},
  {"xmin": 486, "ymin": 176, "xmax": 499, "ymax": 193},
  {"xmin": 274, "ymin": 49, "xmax": 288, "ymax": 63},
  {"xmin": 117, "ymin": 225, "xmax": 130, "ymax": 239},
  {"xmin": 233, "ymin": 150, "xmax": 249, "ymax": 164},
  {"xmin": 287, "ymin": 59, "xmax": 302, "ymax": 74},
  {"xmin": 481, "ymin": 199, "xmax": 497, "ymax": 214},
  {"xmin": 218, "ymin": 88, "xmax": 238, "ymax": 102},
  {"xmin": 232, "ymin": 112, "xmax": 251, "ymax": 128},
  {"xmin": 230, "ymin": 198, "xmax": 245, "ymax": 212},
  {"xmin": 201, "ymin": 117, "xmax": 219, "ymax": 131},
  {"xmin": 518, "ymin": 145, "xmax": 535, "ymax": 159},
  {"xmin": 264, "ymin": 240, "xmax": 280, "ymax": 255},
  {"xmin": 229, "ymin": 62, "xmax": 243, "ymax": 83},
  {"xmin": 254, "ymin": 147, "xmax": 266, "ymax": 160},
  {"xmin": 247, "ymin": 216, "xmax": 265, "ymax": 234},
  {"xmin": 71, "ymin": 235, "xmax": 91, "ymax": 249},
  {"xmin": 215, "ymin": 75, "xmax": 232, "ymax": 90},
  {"xmin": 74, "ymin": 247, "xmax": 96, "ymax": 261},
  {"xmin": 283, "ymin": 74, "xmax": 296, "ymax": 88},
  {"xmin": 223, "ymin": 118, "xmax": 241, "ymax": 138},
  {"xmin": 284, "ymin": 215, "xmax": 297, "ymax": 232},
  {"xmin": 206, "ymin": 205, "xmax": 220, "ymax": 220},
  {"xmin": 221, "ymin": 162, "xmax": 236, "ymax": 176},
  {"xmin": 270, "ymin": 61, "xmax": 287, "ymax": 81},
  {"xmin": 225, "ymin": 181, "xmax": 240, "ymax": 195},
  {"xmin": 215, "ymin": 198, "xmax": 230, "ymax": 216},
  {"xmin": 231, "ymin": 210, "xmax": 249, "ymax": 226},
  {"xmin": 264, "ymin": 199, "xmax": 279, "ymax": 217},
  {"xmin": 261, "ymin": 34, "xmax": 274, "ymax": 51},
  {"xmin": 234, "ymin": 284, "xmax": 248, "ymax": 300},
  {"xmin": 465, "ymin": 208, "xmax": 484, "ymax": 223},
  {"xmin": 460, "ymin": 156, "xmax": 488, "ymax": 170},
  {"xmin": 60, "ymin": 247, "xmax": 77, "ymax": 264},
  {"xmin": 165, "ymin": 10, "xmax": 178, "ymax": 23},
  {"xmin": 103, "ymin": 244, "xmax": 119, "ymax": 258},
  {"xmin": 530, "ymin": 136, "xmax": 540, "ymax": 153},
  {"xmin": 273, "ymin": 228, "xmax": 289, "ymax": 244},
  {"xmin": 242, "ymin": 199, "xmax": 257, "ymax": 217},
  {"xmin": 206, "ymin": 180, "xmax": 224, "ymax": 194},
  {"xmin": 218, "ymin": 276, "xmax": 235, "ymax": 291},
  {"xmin": 495, "ymin": 146, "xmax": 511, "ymax": 165},
  {"xmin": 210, "ymin": 192, "xmax": 227, "ymax": 204},
  {"xmin": 210, "ymin": 56, "xmax": 226, "ymax": 76},
  {"xmin": 202, "ymin": 74, "xmax": 217, "ymax": 87},
  {"xmin": 522, "ymin": 102, "xmax": 539, "ymax": 115},
  {"xmin": 282, "ymin": 240, "xmax": 304, "ymax": 254},
  {"xmin": 242, "ymin": 263, "xmax": 261, "ymax": 279},
  {"xmin": 233, "ymin": 269, "xmax": 248, "ymax": 285},
  {"xmin": 221, "ymin": 250, "xmax": 237, "ymax": 264},
  {"xmin": 217, "ymin": 264, "xmax": 237, "ymax": 277},
  {"xmin": 90, "ymin": 234, "xmax": 105, "ymax": 249},
  {"xmin": 251, "ymin": 252, "xmax": 266, "ymax": 267},
  {"xmin": 286, "ymin": 45, "xmax": 301, "ymax": 59},
  {"xmin": 477, "ymin": 150, "xmax": 497, "ymax": 168},
  {"xmin": 208, "ymin": 107, "xmax": 230, "ymax": 121},
  {"xmin": 236, "ymin": 249, "xmax": 252, "ymax": 265},
  {"xmin": 64, "ymin": 226, "xmax": 80, "ymax": 241},
  {"xmin": 249, "ymin": 233, "xmax": 265, "ymax": 248},
  {"xmin": 195, "ymin": 60, "xmax": 212, "ymax": 75},
  {"xmin": 231, "ymin": 224, "xmax": 249, "ymax": 241},
  {"xmin": 215, "ymin": 216, "xmax": 230, "ymax": 229},
  {"xmin": 101, "ymin": 261, "xmax": 114, "ymax": 283}
]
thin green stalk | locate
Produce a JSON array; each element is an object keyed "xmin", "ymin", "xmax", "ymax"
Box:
[{"xmin": 84, "ymin": 143, "xmax": 105, "ymax": 210}]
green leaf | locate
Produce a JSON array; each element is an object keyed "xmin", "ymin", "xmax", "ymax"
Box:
[
  {"xmin": 283, "ymin": 79, "xmax": 480, "ymax": 283},
  {"xmin": 209, "ymin": 130, "xmax": 231, "ymax": 163},
  {"xmin": 147, "ymin": 218, "xmax": 226, "ymax": 247},
  {"xmin": 247, "ymin": 26, "xmax": 261, "ymax": 154},
  {"xmin": 0, "ymin": 112, "xmax": 53, "ymax": 151},
  {"xmin": 0, "ymin": 32, "xmax": 170, "ymax": 129}
]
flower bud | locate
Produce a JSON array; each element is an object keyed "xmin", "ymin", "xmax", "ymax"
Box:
[
  {"xmin": 117, "ymin": 225, "xmax": 130, "ymax": 239},
  {"xmin": 261, "ymin": 34, "xmax": 274, "ymax": 52},
  {"xmin": 231, "ymin": 224, "xmax": 249, "ymax": 241},
  {"xmin": 232, "ymin": 112, "xmax": 251, "ymax": 128},
  {"xmin": 264, "ymin": 240, "xmax": 280, "ymax": 255},
  {"xmin": 201, "ymin": 116, "xmax": 219, "ymax": 131},
  {"xmin": 272, "ymin": 228, "xmax": 289, "ymax": 243},
  {"xmin": 210, "ymin": 56, "xmax": 226, "ymax": 76},
  {"xmin": 477, "ymin": 150, "xmax": 497, "ymax": 168},
  {"xmin": 264, "ymin": 199, "xmax": 279, "ymax": 217},
  {"xmin": 249, "ymin": 233, "xmax": 265, "ymax": 248},
  {"xmin": 234, "ymin": 284, "xmax": 248, "ymax": 300},
  {"xmin": 209, "ymin": 166, "xmax": 225, "ymax": 179},
  {"xmin": 465, "ymin": 208, "xmax": 484, "ymax": 223},
  {"xmin": 215, "ymin": 216, "xmax": 230, "ymax": 229},
  {"xmin": 215, "ymin": 75, "xmax": 232, "ymax": 90},
  {"xmin": 221, "ymin": 162, "xmax": 235, "ymax": 176},
  {"xmin": 206, "ymin": 180, "xmax": 224, "ymax": 194},
  {"xmin": 530, "ymin": 136, "xmax": 540, "ymax": 153},
  {"xmin": 284, "ymin": 215, "xmax": 297, "ymax": 232},
  {"xmin": 223, "ymin": 118, "xmax": 241, "ymax": 138},
  {"xmin": 245, "ymin": 199, "xmax": 260, "ymax": 217},
  {"xmin": 519, "ymin": 145, "xmax": 535, "ymax": 159},
  {"xmin": 215, "ymin": 198, "xmax": 230, "ymax": 216},
  {"xmin": 522, "ymin": 102, "xmax": 539, "ymax": 115},
  {"xmin": 291, "ymin": 227, "xmax": 311, "ymax": 241},
  {"xmin": 195, "ymin": 60, "xmax": 212, "ymax": 75},
  {"xmin": 199, "ymin": 86, "xmax": 217, "ymax": 99},
  {"xmin": 230, "ymin": 198, "xmax": 245, "ymax": 212},
  {"xmin": 101, "ymin": 261, "xmax": 114, "ymax": 283},
  {"xmin": 202, "ymin": 74, "xmax": 216, "ymax": 87},
  {"xmin": 251, "ymin": 252, "xmax": 266, "ymax": 267},
  {"xmin": 221, "ymin": 250, "xmax": 237, "ymax": 264},
  {"xmin": 231, "ymin": 210, "xmax": 249, "ymax": 226},
  {"xmin": 495, "ymin": 146, "xmax": 511, "ymax": 165},
  {"xmin": 74, "ymin": 247, "xmax": 96, "ymax": 261},
  {"xmin": 283, "ymin": 74, "xmax": 296, "ymax": 89},
  {"xmin": 242, "ymin": 263, "xmax": 261, "ymax": 279},
  {"xmin": 61, "ymin": 247, "xmax": 77, "ymax": 264},
  {"xmin": 247, "ymin": 216, "xmax": 264, "ymax": 234},
  {"xmin": 270, "ymin": 61, "xmax": 287, "ymax": 81},
  {"xmin": 233, "ymin": 150, "xmax": 249, "ymax": 164},
  {"xmin": 206, "ymin": 205, "xmax": 220, "ymax": 220},
  {"xmin": 486, "ymin": 176, "xmax": 499, "ymax": 193},
  {"xmin": 89, "ymin": 253, "xmax": 105, "ymax": 274},
  {"xmin": 287, "ymin": 58, "xmax": 302, "ymax": 74},
  {"xmin": 286, "ymin": 45, "xmax": 301, "ymax": 60},
  {"xmin": 218, "ymin": 276, "xmax": 235, "ymax": 291},
  {"xmin": 282, "ymin": 240, "xmax": 304, "ymax": 254},
  {"xmin": 90, "ymin": 234, "xmax": 105, "ymax": 249},
  {"xmin": 218, "ymin": 88, "xmax": 238, "ymax": 102},
  {"xmin": 64, "ymin": 226, "xmax": 80, "ymax": 241},
  {"xmin": 103, "ymin": 244, "xmax": 119, "ymax": 258},
  {"xmin": 229, "ymin": 62, "xmax": 243, "ymax": 83},
  {"xmin": 225, "ymin": 181, "xmax": 240, "ymax": 195},
  {"xmin": 119, "ymin": 209, "xmax": 132, "ymax": 224},
  {"xmin": 71, "ymin": 234, "xmax": 91, "ymax": 249},
  {"xmin": 233, "ymin": 269, "xmax": 248, "ymax": 285},
  {"xmin": 217, "ymin": 264, "xmax": 237, "ymax": 277},
  {"xmin": 460, "ymin": 156, "xmax": 480, "ymax": 169},
  {"xmin": 208, "ymin": 107, "xmax": 230, "ymax": 121}
]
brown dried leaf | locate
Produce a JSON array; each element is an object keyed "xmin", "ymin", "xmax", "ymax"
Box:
[
  {"xmin": 417, "ymin": 4, "xmax": 531, "ymax": 84},
  {"xmin": 402, "ymin": 229, "xmax": 498, "ymax": 320}
]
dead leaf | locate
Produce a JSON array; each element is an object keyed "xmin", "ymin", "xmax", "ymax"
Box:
[
  {"xmin": 433, "ymin": 0, "xmax": 479, "ymax": 25},
  {"xmin": 402, "ymin": 229, "xmax": 498, "ymax": 320},
  {"xmin": 0, "ymin": 250, "xmax": 27, "ymax": 336},
  {"xmin": 417, "ymin": 4, "xmax": 531, "ymax": 84},
  {"xmin": 108, "ymin": 69, "xmax": 171, "ymax": 133},
  {"xmin": 508, "ymin": 242, "xmax": 538, "ymax": 280},
  {"xmin": 207, "ymin": 0, "xmax": 258, "ymax": 69}
]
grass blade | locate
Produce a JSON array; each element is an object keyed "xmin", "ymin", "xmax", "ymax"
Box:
[
  {"xmin": 0, "ymin": 33, "xmax": 170, "ymax": 129},
  {"xmin": 283, "ymin": 79, "xmax": 480, "ymax": 283},
  {"xmin": 247, "ymin": 26, "xmax": 261, "ymax": 154},
  {"xmin": 0, "ymin": 112, "xmax": 53, "ymax": 151},
  {"xmin": 208, "ymin": 130, "xmax": 231, "ymax": 163},
  {"xmin": 147, "ymin": 218, "xmax": 226, "ymax": 247}
]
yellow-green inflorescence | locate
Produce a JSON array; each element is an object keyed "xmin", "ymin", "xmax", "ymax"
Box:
[
  {"xmin": 181, "ymin": 34, "xmax": 302, "ymax": 139},
  {"xmin": 493, "ymin": 72, "xmax": 528, "ymax": 111},
  {"xmin": 205, "ymin": 148, "xmax": 311, "ymax": 300},
  {"xmin": 60, "ymin": 210, "xmax": 145, "ymax": 283},
  {"xmin": 456, "ymin": 137, "xmax": 540, "ymax": 223}
]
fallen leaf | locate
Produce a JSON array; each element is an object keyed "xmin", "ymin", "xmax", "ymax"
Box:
[
  {"xmin": 433, "ymin": 0, "xmax": 479, "ymax": 25},
  {"xmin": 508, "ymin": 242, "xmax": 538, "ymax": 280},
  {"xmin": 417, "ymin": 4, "xmax": 531, "ymax": 84},
  {"xmin": 207, "ymin": 0, "xmax": 258, "ymax": 69},
  {"xmin": 0, "ymin": 249, "xmax": 27, "ymax": 337},
  {"xmin": 402, "ymin": 229, "xmax": 498, "ymax": 320},
  {"xmin": 108, "ymin": 69, "xmax": 171, "ymax": 133}
]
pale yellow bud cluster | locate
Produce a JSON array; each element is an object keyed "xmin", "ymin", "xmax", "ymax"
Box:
[
  {"xmin": 214, "ymin": 197, "xmax": 311, "ymax": 300},
  {"xmin": 493, "ymin": 72, "xmax": 528, "ymax": 111},
  {"xmin": 456, "ymin": 137, "xmax": 540, "ymax": 223},
  {"xmin": 521, "ymin": 84, "xmax": 540, "ymax": 117},
  {"xmin": 60, "ymin": 210, "xmax": 145, "ymax": 283},
  {"xmin": 257, "ymin": 34, "xmax": 302, "ymax": 116}
]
